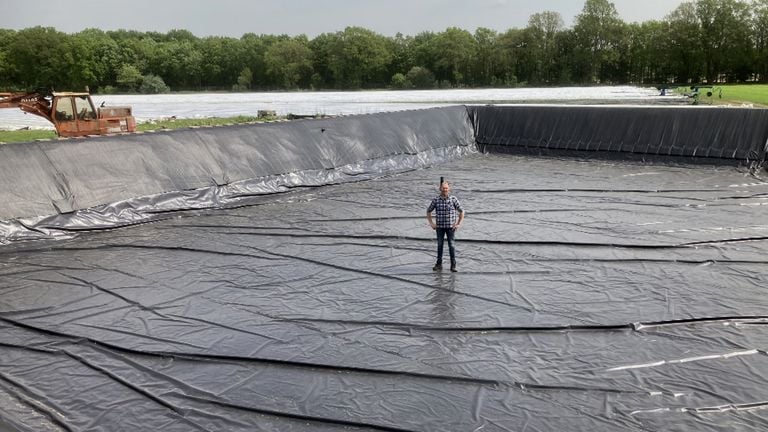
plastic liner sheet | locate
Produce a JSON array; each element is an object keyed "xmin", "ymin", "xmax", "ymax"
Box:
[
  {"xmin": 0, "ymin": 106, "xmax": 474, "ymax": 223},
  {"xmin": 469, "ymin": 105, "xmax": 768, "ymax": 163},
  {"xmin": 1, "ymin": 154, "xmax": 768, "ymax": 431},
  {"xmin": 0, "ymin": 145, "xmax": 474, "ymax": 244}
]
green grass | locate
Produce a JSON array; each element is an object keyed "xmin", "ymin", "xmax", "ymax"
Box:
[
  {"xmin": 679, "ymin": 83, "xmax": 768, "ymax": 106},
  {"xmin": 0, "ymin": 129, "xmax": 57, "ymax": 144},
  {"xmin": 0, "ymin": 115, "xmax": 271, "ymax": 144},
  {"xmin": 717, "ymin": 84, "xmax": 768, "ymax": 106}
]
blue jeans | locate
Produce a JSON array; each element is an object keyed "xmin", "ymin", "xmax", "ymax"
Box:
[{"xmin": 435, "ymin": 227, "xmax": 456, "ymax": 266}]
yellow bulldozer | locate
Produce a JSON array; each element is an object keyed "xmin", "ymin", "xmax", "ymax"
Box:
[{"xmin": 0, "ymin": 90, "xmax": 136, "ymax": 137}]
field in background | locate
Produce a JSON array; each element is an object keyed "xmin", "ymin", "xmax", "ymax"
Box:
[
  {"xmin": 671, "ymin": 83, "xmax": 768, "ymax": 106},
  {"xmin": 3, "ymin": 85, "xmax": 768, "ymax": 144},
  {"xmin": 720, "ymin": 84, "xmax": 768, "ymax": 106}
]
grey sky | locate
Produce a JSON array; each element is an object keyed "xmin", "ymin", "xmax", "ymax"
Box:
[{"xmin": 2, "ymin": 0, "xmax": 687, "ymax": 38}]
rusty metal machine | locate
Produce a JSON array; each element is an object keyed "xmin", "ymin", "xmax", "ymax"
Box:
[{"xmin": 0, "ymin": 90, "xmax": 136, "ymax": 137}]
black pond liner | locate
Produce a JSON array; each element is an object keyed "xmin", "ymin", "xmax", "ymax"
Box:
[{"xmin": 1, "ymin": 106, "xmax": 768, "ymax": 431}]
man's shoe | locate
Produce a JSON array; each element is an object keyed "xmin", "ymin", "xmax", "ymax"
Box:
[
  {"xmin": 433, "ymin": 264, "xmax": 442, "ymax": 271},
  {"xmin": 450, "ymin": 265, "xmax": 457, "ymax": 272}
]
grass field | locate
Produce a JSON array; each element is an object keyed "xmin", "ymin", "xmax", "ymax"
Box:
[
  {"xmin": 671, "ymin": 83, "xmax": 768, "ymax": 106},
  {"xmin": 0, "ymin": 129, "xmax": 57, "ymax": 143},
  {"xmin": 718, "ymin": 84, "xmax": 768, "ymax": 106}
]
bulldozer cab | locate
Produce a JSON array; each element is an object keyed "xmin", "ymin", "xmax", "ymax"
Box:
[
  {"xmin": 52, "ymin": 93, "xmax": 100, "ymax": 136},
  {"xmin": 1, "ymin": 90, "xmax": 135, "ymax": 137}
]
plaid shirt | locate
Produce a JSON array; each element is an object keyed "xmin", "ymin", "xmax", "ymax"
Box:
[{"xmin": 427, "ymin": 195, "xmax": 463, "ymax": 228}]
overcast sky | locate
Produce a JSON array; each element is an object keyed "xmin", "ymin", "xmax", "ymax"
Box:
[{"xmin": 2, "ymin": 0, "xmax": 688, "ymax": 38}]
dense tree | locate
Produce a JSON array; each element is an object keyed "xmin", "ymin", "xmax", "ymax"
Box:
[
  {"xmin": 198, "ymin": 36, "xmax": 246, "ymax": 89},
  {"xmin": 308, "ymin": 32, "xmax": 339, "ymax": 89},
  {"xmin": 390, "ymin": 72, "xmax": 409, "ymax": 89},
  {"xmin": 409, "ymin": 31, "xmax": 439, "ymax": 81},
  {"xmin": 473, "ymin": 27, "xmax": 500, "ymax": 86},
  {"xmin": 139, "ymin": 74, "xmax": 170, "ymax": 93},
  {"xmin": 0, "ymin": 29, "xmax": 17, "ymax": 88},
  {"xmin": 122, "ymin": 37, "xmax": 159, "ymax": 76},
  {"xmin": 573, "ymin": 0, "xmax": 625, "ymax": 83},
  {"xmin": 235, "ymin": 66, "xmax": 253, "ymax": 90},
  {"xmin": 67, "ymin": 29, "xmax": 122, "ymax": 90},
  {"xmin": 666, "ymin": 3, "xmax": 704, "ymax": 83},
  {"xmin": 265, "ymin": 37, "xmax": 313, "ymax": 89},
  {"xmin": 552, "ymin": 30, "xmax": 577, "ymax": 84},
  {"xmin": 165, "ymin": 29, "xmax": 197, "ymax": 43},
  {"xmin": 406, "ymin": 66, "xmax": 436, "ymax": 88},
  {"xmin": 622, "ymin": 21, "xmax": 669, "ymax": 84},
  {"xmin": 754, "ymin": 0, "xmax": 768, "ymax": 81},
  {"xmin": 4, "ymin": 26, "xmax": 69, "ymax": 89},
  {"xmin": 495, "ymin": 28, "xmax": 525, "ymax": 85},
  {"xmin": 328, "ymin": 27, "xmax": 393, "ymax": 89},
  {"xmin": 0, "ymin": 0, "xmax": 764, "ymax": 92},
  {"xmin": 696, "ymin": 0, "xmax": 752, "ymax": 82},
  {"xmin": 115, "ymin": 64, "xmax": 142, "ymax": 91},
  {"xmin": 431, "ymin": 27, "xmax": 476, "ymax": 86},
  {"xmin": 151, "ymin": 40, "xmax": 201, "ymax": 89},
  {"xmin": 388, "ymin": 33, "xmax": 414, "ymax": 82},
  {"xmin": 526, "ymin": 11, "xmax": 564, "ymax": 84}
]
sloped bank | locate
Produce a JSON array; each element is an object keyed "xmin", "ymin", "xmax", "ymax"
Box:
[
  {"xmin": 0, "ymin": 106, "xmax": 475, "ymax": 242},
  {"xmin": 1, "ymin": 104, "xmax": 767, "ymax": 243}
]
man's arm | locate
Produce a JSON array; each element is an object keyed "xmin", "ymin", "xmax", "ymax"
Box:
[
  {"xmin": 453, "ymin": 197, "xmax": 465, "ymax": 229},
  {"xmin": 453, "ymin": 211, "xmax": 465, "ymax": 229},
  {"xmin": 427, "ymin": 199, "xmax": 437, "ymax": 230}
]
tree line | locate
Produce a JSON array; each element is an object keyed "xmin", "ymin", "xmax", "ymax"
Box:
[{"xmin": 1, "ymin": 0, "xmax": 767, "ymax": 93}]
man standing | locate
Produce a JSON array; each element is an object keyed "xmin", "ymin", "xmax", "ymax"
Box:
[{"xmin": 427, "ymin": 181, "xmax": 465, "ymax": 272}]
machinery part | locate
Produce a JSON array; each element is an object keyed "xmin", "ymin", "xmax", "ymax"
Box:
[{"xmin": 0, "ymin": 91, "xmax": 136, "ymax": 137}]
